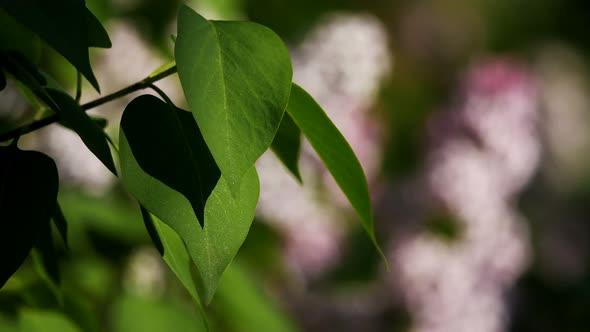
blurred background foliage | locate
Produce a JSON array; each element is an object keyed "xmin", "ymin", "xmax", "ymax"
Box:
[{"xmin": 1, "ymin": 0, "xmax": 590, "ymax": 331}]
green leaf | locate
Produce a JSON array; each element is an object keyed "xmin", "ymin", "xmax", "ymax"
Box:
[
  {"xmin": 0, "ymin": 0, "xmax": 110, "ymax": 91},
  {"xmin": 287, "ymin": 84, "xmax": 386, "ymax": 263},
  {"xmin": 111, "ymin": 294, "xmax": 206, "ymax": 332},
  {"xmin": 0, "ymin": 146, "xmax": 58, "ymax": 289},
  {"xmin": 32, "ymin": 220, "xmax": 60, "ymax": 286},
  {"xmin": 271, "ymin": 112, "xmax": 302, "ymax": 182},
  {"xmin": 140, "ymin": 206, "xmax": 165, "ymax": 256},
  {"xmin": 44, "ymin": 88, "xmax": 117, "ymax": 175},
  {"xmin": 148, "ymin": 214, "xmax": 196, "ymax": 297},
  {"xmin": 176, "ymin": 5, "xmax": 292, "ymax": 196},
  {"xmin": 148, "ymin": 213, "xmax": 209, "ymax": 329},
  {"xmin": 120, "ymin": 97, "xmax": 260, "ymax": 302},
  {"xmin": 120, "ymin": 95, "xmax": 220, "ymax": 226},
  {"xmin": 52, "ymin": 203, "xmax": 68, "ymax": 249},
  {"xmin": 19, "ymin": 309, "xmax": 81, "ymax": 332}
]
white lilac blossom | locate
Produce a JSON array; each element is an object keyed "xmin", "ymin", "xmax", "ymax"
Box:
[
  {"xmin": 256, "ymin": 13, "xmax": 391, "ymax": 277},
  {"xmin": 390, "ymin": 59, "xmax": 540, "ymax": 332}
]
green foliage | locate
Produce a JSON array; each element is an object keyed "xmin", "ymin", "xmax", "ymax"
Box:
[
  {"xmin": 287, "ymin": 84, "xmax": 386, "ymax": 261},
  {"xmin": 271, "ymin": 113, "xmax": 302, "ymax": 182},
  {"xmin": 120, "ymin": 95, "xmax": 220, "ymax": 226},
  {"xmin": 0, "ymin": 1, "xmax": 385, "ymax": 327},
  {"xmin": 120, "ymin": 95, "xmax": 261, "ymax": 304},
  {"xmin": 176, "ymin": 5, "xmax": 292, "ymax": 196},
  {"xmin": 0, "ymin": 0, "xmax": 110, "ymax": 90},
  {"xmin": 32, "ymin": 221, "xmax": 60, "ymax": 286},
  {"xmin": 44, "ymin": 89, "xmax": 116, "ymax": 174},
  {"xmin": 146, "ymin": 212, "xmax": 210, "ymax": 328}
]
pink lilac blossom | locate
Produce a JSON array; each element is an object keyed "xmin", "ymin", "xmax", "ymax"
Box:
[{"xmin": 390, "ymin": 59, "xmax": 540, "ymax": 332}]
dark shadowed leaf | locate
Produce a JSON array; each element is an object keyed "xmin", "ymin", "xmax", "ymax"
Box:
[
  {"xmin": 0, "ymin": 9, "xmax": 41, "ymax": 63},
  {"xmin": 176, "ymin": 5, "xmax": 292, "ymax": 196},
  {"xmin": 0, "ymin": 0, "xmax": 110, "ymax": 91},
  {"xmin": 120, "ymin": 95, "xmax": 220, "ymax": 225},
  {"xmin": 271, "ymin": 112, "xmax": 302, "ymax": 182},
  {"xmin": 90, "ymin": 116, "xmax": 108, "ymax": 130},
  {"xmin": 84, "ymin": 9, "xmax": 111, "ymax": 48},
  {"xmin": 0, "ymin": 146, "xmax": 58, "ymax": 289},
  {"xmin": 120, "ymin": 96, "xmax": 260, "ymax": 303},
  {"xmin": 139, "ymin": 205, "xmax": 165, "ymax": 256},
  {"xmin": 44, "ymin": 88, "xmax": 116, "ymax": 175},
  {"xmin": 52, "ymin": 203, "xmax": 68, "ymax": 249},
  {"xmin": 32, "ymin": 220, "xmax": 60, "ymax": 286},
  {"xmin": 0, "ymin": 51, "xmax": 47, "ymax": 89},
  {"xmin": 286, "ymin": 84, "xmax": 386, "ymax": 263}
]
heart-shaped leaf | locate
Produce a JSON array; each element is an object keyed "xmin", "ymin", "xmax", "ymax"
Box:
[
  {"xmin": 176, "ymin": 5, "xmax": 292, "ymax": 196},
  {"xmin": 271, "ymin": 112, "xmax": 302, "ymax": 182},
  {"xmin": 0, "ymin": 145, "xmax": 58, "ymax": 288},
  {"xmin": 44, "ymin": 88, "xmax": 116, "ymax": 175},
  {"xmin": 120, "ymin": 95, "xmax": 260, "ymax": 303},
  {"xmin": 120, "ymin": 95, "xmax": 220, "ymax": 226},
  {"xmin": 286, "ymin": 84, "xmax": 386, "ymax": 263}
]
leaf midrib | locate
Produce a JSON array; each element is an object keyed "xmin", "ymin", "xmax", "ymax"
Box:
[{"xmin": 208, "ymin": 21, "xmax": 233, "ymax": 174}]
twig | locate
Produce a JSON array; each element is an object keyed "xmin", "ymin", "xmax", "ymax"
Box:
[{"xmin": 0, "ymin": 65, "xmax": 178, "ymax": 142}]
